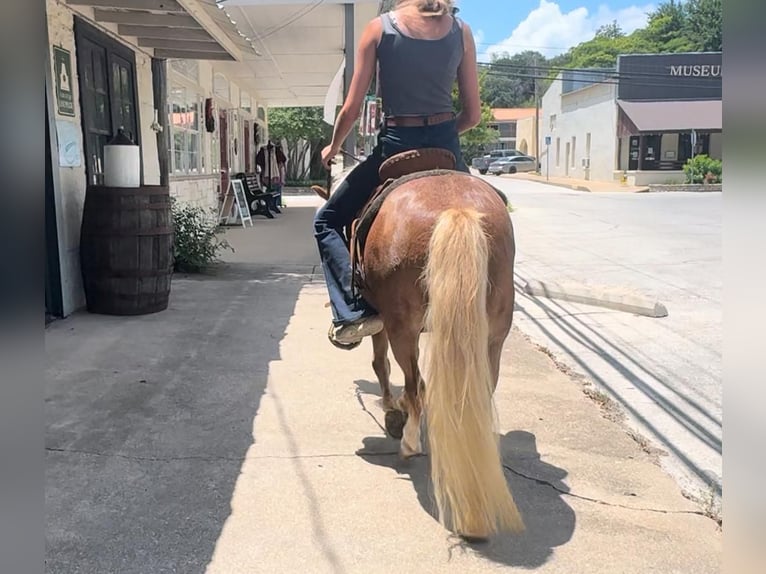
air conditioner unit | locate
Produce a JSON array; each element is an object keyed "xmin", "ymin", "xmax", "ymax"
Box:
[{"xmin": 582, "ymin": 158, "xmax": 590, "ymax": 168}]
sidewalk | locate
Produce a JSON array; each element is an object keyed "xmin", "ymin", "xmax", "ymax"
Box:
[
  {"xmin": 494, "ymin": 172, "xmax": 649, "ymax": 193},
  {"xmin": 46, "ymin": 197, "xmax": 720, "ymax": 573}
]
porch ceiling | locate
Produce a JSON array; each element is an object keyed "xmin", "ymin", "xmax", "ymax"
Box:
[
  {"xmin": 216, "ymin": 1, "xmax": 380, "ymax": 108},
  {"xmin": 65, "ymin": 0, "xmax": 254, "ymax": 61}
]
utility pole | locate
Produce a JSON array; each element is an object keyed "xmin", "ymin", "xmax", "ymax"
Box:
[
  {"xmin": 534, "ymin": 54, "xmax": 540, "ymax": 172},
  {"xmin": 343, "ymin": 3, "xmax": 356, "ymax": 168}
]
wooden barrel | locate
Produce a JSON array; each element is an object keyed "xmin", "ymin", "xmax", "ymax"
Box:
[{"xmin": 80, "ymin": 185, "xmax": 173, "ymax": 315}]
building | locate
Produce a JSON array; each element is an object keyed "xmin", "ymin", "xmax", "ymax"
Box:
[
  {"xmin": 45, "ymin": 0, "xmax": 378, "ymax": 319},
  {"xmin": 515, "ymin": 112, "xmax": 541, "ymax": 158},
  {"xmin": 540, "ymin": 52, "xmax": 722, "ymax": 185},
  {"xmin": 488, "ymin": 108, "xmax": 537, "ymax": 152}
]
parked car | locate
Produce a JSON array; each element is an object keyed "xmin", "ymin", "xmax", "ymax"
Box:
[
  {"xmin": 487, "ymin": 155, "xmax": 538, "ymax": 175},
  {"xmin": 471, "ymin": 149, "xmax": 524, "ymax": 174}
]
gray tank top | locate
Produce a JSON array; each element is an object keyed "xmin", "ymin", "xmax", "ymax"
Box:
[{"xmin": 377, "ymin": 12, "xmax": 464, "ymax": 117}]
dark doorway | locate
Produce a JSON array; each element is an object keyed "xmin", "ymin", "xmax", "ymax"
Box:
[
  {"xmin": 641, "ymin": 134, "xmax": 662, "ymax": 171},
  {"xmin": 46, "ymin": 92, "xmax": 64, "ymax": 322},
  {"xmin": 74, "ymin": 18, "xmax": 140, "ymax": 186}
]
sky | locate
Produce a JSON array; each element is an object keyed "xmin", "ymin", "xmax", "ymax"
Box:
[{"xmin": 454, "ymin": 0, "xmax": 657, "ymax": 62}]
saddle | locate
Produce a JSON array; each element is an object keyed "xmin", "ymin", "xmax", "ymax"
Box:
[
  {"xmin": 347, "ymin": 147, "xmax": 510, "ymax": 296},
  {"xmin": 349, "ymin": 148, "xmax": 457, "ymax": 295}
]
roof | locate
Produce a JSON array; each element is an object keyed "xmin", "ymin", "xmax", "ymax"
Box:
[
  {"xmin": 491, "ymin": 108, "xmax": 538, "ymax": 122},
  {"xmin": 617, "ymin": 100, "xmax": 722, "ymax": 132}
]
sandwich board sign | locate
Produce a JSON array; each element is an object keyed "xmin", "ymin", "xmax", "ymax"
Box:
[{"xmin": 231, "ymin": 179, "xmax": 253, "ymax": 228}]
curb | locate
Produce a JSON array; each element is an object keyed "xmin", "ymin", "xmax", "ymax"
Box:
[{"xmin": 523, "ymin": 280, "xmax": 668, "ymax": 318}]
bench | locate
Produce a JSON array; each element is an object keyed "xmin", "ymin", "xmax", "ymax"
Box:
[{"xmin": 234, "ymin": 172, "xmax": 280, "ymax": 219}]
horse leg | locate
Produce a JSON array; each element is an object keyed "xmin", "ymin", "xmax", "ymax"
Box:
[
  {"xmin": 371, "ymin": 330, "xmax": 394, "ymax": 411},
  {"xmin": 387, "ymin": 327, "xmax": 423, "ymax": 458}
]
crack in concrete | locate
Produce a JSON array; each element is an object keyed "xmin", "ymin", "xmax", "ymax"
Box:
[
  {"xmin": 47, "ymin": 447, "xmax": 704, "ymax": 518},
  {"xmin": 45, "ymin": 446, "xmax": 397, "ymax": 462},
  {"xmin": 502, "ymin": 464, "xmax": 706, "ymax": 517}
]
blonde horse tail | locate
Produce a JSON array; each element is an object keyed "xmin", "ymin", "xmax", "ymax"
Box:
[{"xmin": 423, "ymin": 208, "xmax": 524, "ymax": 539}]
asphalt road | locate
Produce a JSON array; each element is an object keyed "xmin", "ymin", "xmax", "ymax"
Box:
[{"xmin": 486, "ymin": 174, "xmax": 722, "ymax": 503}]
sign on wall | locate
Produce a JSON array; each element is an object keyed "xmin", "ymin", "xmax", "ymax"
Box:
[
  {"xmin": 618, "ymin": 52, "xmax": 722, "ymax": 102},
  {"xmin": 53, "ymin": 46, "xmax": 75, "ymax": 117}
]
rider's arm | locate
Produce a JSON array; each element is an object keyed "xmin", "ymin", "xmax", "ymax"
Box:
[
  {"xmin": 327, "ymin": 19, "xmax": 382, "ymax": 155},
  {"xmin": 455, "ymin": 21, "xmax": 481, "ymax": 135}
]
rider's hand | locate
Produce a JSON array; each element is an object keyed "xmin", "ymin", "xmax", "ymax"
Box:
[{"xmin": 321, "ymin": 145, "xmax": 339, "ymax": 169}]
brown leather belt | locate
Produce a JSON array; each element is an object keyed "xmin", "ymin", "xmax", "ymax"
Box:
[{"xmin": 384, "ymin": 112, "xmax": 455, "ymax": 127}]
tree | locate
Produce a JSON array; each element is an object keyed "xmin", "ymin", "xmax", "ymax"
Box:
[
  {"xmin": 267, "ymin": 107, "xmax": 331, "ymax": 181},
  {"xmin": 452, "ymin": 70, "xmax": 498, "ymax": 161},
  {"xmin": 595, "ymin": 20, "xmax": 624, "ymax": 39},
  {"xmin": 684, "ymin": 0, "xmax": 722, "ymax": 51},
  {"xmin": 483, "ymin": 50, "xmax": 546, "ymax": 108}
]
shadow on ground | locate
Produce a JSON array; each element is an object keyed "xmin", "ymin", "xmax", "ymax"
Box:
[
  {"xmin": 357, "ymin": 428, "xmax": 575, "ymax": 568},
  {"xmin": 45, "ymin": 261, "xmax": 313, "ymax": 573}
]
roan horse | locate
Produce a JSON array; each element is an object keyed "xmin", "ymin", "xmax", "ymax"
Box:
[{"xmin": 313, "ymin": 150, "xmax": 524, "ymax": 541}]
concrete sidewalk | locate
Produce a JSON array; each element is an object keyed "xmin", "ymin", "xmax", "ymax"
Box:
[
  {"xmin": 46, "ymin": 197, "xmax": 720, "ymax": 573},
  {"xmin": 486, "ymin": 171, "xmax": 648, "ymax": 193}
]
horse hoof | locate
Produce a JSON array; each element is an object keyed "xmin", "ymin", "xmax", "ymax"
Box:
[{"xmin": 384, "ymin": 409, "xmax": 407, "ymax": 439}]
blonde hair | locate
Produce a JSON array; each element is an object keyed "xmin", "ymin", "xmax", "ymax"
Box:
[{"xmin": 395, "ymin": 0, "xmax": 455, "ymax": 17}]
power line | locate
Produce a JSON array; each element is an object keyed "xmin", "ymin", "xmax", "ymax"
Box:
[
  {"xmin": 479, "ymin": 60, "xmax": 721, "ymax": 82},
  {"xmin": 480, "ymin": 69, "xmax": 720, "ymax": 92}
]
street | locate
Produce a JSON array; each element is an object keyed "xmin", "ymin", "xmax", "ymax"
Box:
[{"xmin": 485, "ymin": 174, "xmax": 722, "ymax": 504}]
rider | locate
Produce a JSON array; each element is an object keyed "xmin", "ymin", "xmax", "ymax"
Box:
[{"xmin": 314, "ymin": 0, "xmax": 482, "ymax": 347}]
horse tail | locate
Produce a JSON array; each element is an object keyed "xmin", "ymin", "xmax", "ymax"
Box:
[{"xmin": 423, "ymin": 208, "xmax": 524, "ymax": 539}]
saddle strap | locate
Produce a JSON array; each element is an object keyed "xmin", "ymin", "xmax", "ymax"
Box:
[{"xmin": 349, "ymin": 218, "xmax": 361, "ymax": 298}]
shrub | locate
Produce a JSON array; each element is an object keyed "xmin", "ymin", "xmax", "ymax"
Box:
[
  {"xmin": 683, "ymin": 154, "xmax": 722, "ymax": 184},
  {"xmin": 171, "ymin": 199, "xmax": 233, "ymax": 273}
]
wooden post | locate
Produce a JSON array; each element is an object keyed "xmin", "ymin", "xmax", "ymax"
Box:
[
  {"xmin": 342, "ymin": 2, "xmax": 357, "ymax": 167},
  {"xmin": 152, "ymin": 57, "xmax": 170, "ymax": 187}
]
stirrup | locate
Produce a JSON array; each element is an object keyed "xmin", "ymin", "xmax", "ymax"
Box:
[{"xmin": 327, "ymin": 323, "xmax": 362, "ymax": 350}]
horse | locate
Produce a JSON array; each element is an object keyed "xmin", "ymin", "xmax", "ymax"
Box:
[{"xmin": 313, "ymin": 150, "xmax": 524, "ymax": 541}]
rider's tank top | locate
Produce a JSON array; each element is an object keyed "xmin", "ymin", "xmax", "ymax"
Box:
[{"xmin": 377, "ymin": 12, "xmax": 464, "ymax": 118}]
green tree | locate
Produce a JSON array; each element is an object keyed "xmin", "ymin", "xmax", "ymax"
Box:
[
  {"xmin": 595, "ymin": 20, "xmax": 624, "ymax": 39},
  {"xmin": 452, "ymin": 70, "xmax": 498, "ymax": 161},
  {"xmin": 684, "ymin": 0, "xmax": 722, "ymax": 51},
  {"xmin": 483, "ymin": 50, "xmax": 546, "ymax": 108},
  {"xmin": 267, "ymin": 107, "xmax": 331, "ymax": 181},
  {"xmin": 639, "ymin": 0, "xmax": 694, "ymax": 52}
]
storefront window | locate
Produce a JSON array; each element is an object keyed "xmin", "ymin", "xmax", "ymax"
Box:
[{"xmin": 169, "ymin": 85, "xmax": 205, "ymax": 174}]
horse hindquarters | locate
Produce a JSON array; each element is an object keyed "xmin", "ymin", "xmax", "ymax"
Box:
[{"xmin": 423, "ymin": 208, "xmax": 524, "ymax": 539}]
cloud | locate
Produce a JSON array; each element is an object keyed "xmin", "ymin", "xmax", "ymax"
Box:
[{"xmin": 480, "ymin": 0, "xmax": 655, "ymax": 61}]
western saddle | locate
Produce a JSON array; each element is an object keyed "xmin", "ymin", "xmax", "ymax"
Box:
[{"xmin": 348, "ymin": 147, "xmax": 457, "ymax": 295}]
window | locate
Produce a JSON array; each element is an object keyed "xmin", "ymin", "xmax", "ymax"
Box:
[
  {"xmin": 170, "ymin": 59, "xmax": 199, "ymax": 83},
  {"xmin": 549, "ymin": 114, "xmax": 557, "ymax": 131},
  {"xmin": 240, "ymin": 91, "xmax": 252, "ymax": 113},
  {"xmin": 555, "ymin": 137, "xmax": 561, "ymax": 167},
  {"xmin": 169, "ymin": 85, "xmax": 204, "ymax": 174},
  {"xmin": 214, "ymin": 73, "xmax": 230, "ymax": 102}
]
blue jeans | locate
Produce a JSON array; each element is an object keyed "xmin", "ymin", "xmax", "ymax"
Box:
[{"xmin": 314, "ymin": 119, "xmax": 468, "ymax": 326}]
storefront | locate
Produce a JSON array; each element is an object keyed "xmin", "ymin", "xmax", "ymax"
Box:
[
  {"xmin": 540, "ymin": 52, "xmax": 722, "ymax": 185},
  {"xmin": 615, "ymin": 52, "xmax": 722, "ymax": 185},
  {"xmin": 44, "ymin": 0, "xmax": 259, "ymax": 317}
]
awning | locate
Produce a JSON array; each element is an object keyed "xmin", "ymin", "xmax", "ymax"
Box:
[{"xmin": 616, "ymin": 100, "xmax": 722, "ymax": 132}]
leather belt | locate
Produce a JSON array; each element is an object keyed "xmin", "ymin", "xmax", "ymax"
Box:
[{"xmin": 384, "ymin": 112, "xmax": 455, "ymax": 127}]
